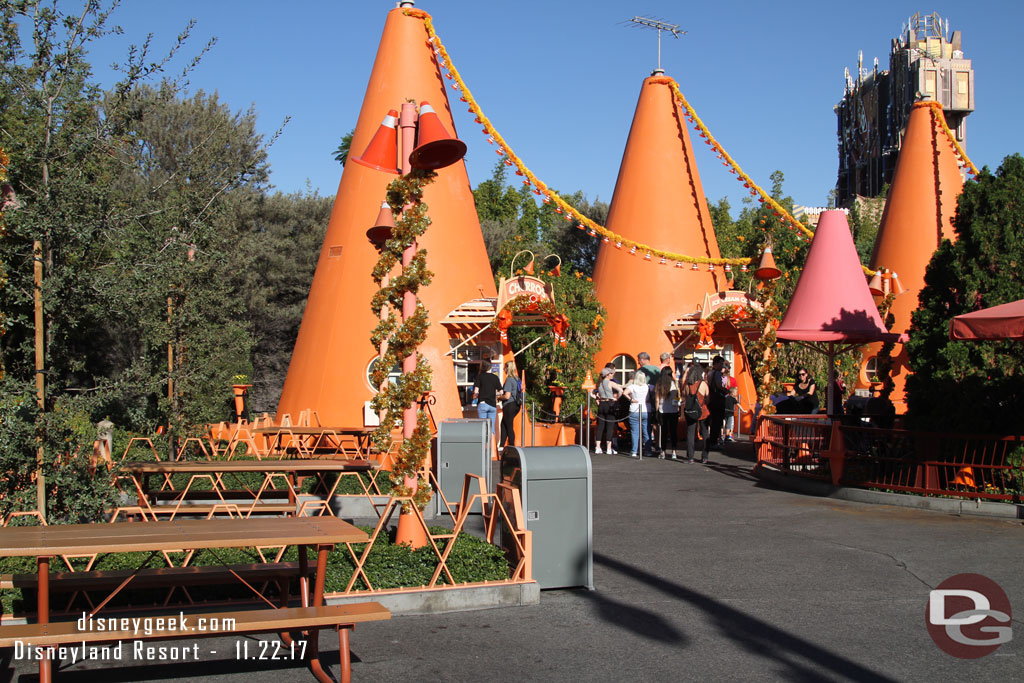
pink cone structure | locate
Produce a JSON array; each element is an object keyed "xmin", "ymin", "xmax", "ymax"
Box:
[
  {"xmin": 777, "ymin": 210, "xmax": 901, "ymax": 414},
  {"xmin": 778, "ymin": 211, "xmax": 892, "ymax": 342}
]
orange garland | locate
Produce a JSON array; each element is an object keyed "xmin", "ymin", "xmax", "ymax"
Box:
[
  {"xmin": 406, "ymin": 10, "xmax": 978, "ymax": 279},
  {"xmin": 408, "ymin": 9, "xmax": 747, "ymax": 269}
]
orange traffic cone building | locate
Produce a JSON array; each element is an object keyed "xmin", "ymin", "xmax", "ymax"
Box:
[
  {"xmin": 860, "ymin": 101, "xmax": 964, "ymax": 408},
  {"xmin": 593, "ymin": 75, "xmax": 759, "ymax": 431},
  {"xmin": 594, "ymin": 76, "xmax": 724, "ymax": 368},
  {"xmin": 277, "ymin": 7, "xmax": 495, "ymax": 429}
]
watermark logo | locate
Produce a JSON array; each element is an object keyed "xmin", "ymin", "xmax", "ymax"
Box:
[{"xmin": 927, "ymin": 573, "xmax": 1012, "ymax": 659}]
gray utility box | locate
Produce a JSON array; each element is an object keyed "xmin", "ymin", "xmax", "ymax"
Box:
[
  {"xmin": 436, "ymin": 418, "xmax": 492, "ymax": 515},
  {"xmin": 500, "ymin": 446, "xmax": 593, "ymax": 590}
]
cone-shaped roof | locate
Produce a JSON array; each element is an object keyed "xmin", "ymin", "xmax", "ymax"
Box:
[
  {"xmin": 277, "ymin": 8, "xmax": 495, "ymax": 425},
  {"xmin": 870, "ymin": 102, "xmax": 964, "ymax": 335},
  {"xmin": 777, "ymin": 210, "xmax": 896, "ymax": 343},
  {"xmin": 593, "ymin": 76, "xmax": 723, "ymax": 367}
]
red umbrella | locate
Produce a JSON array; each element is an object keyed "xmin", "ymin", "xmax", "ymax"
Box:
[{"xmin": 949, "ymin": 299, "xmax": 1024, "ymax": 341}]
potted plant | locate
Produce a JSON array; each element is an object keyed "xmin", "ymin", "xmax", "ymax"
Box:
[{"xmin": 230, "ymin": 374, "xmax": 252, "ymax": 421}]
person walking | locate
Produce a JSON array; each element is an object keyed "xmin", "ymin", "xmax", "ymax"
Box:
[
  {"xmin": 592, "ymin": 366, "xmax": 623, "ymax": 454},
  {"xmin": 637, "ymin": 352, "xmax": 661, "ymax": 455},
  {"xmin": 622, "ymin": 371, "xmax": 651, "ymax": 458},
  {"xmin": 707, "ymin": 355, "xmax": 729, "ymax": 449},
  {"xmin": 472, "ymin": 360, "xmax": 502, "ymax": 442},
  {"xmin": 498, "ymin": 361, "xmax": 522, "ymax": 448},
  {"xmin": 682, "ymin": 364, "xmax": 710, "ymax": 464},
  {"xmin": 655, "ymin": 366, "xmax": 680, "ymax": 459}
]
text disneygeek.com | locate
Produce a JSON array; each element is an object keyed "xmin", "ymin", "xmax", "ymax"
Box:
[{"xmin": 12, "ymin": 612, "xmax": 308, "ymax": 662}]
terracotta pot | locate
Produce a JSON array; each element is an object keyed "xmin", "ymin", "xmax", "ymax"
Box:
[{"xmin": 231, "ymin": 384, "xmax": 252, "ymax": 421}]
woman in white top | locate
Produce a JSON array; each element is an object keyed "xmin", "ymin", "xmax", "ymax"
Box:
[{"xmin": 622, "ymin": 371, "xmax": 650, "ymax": 458}]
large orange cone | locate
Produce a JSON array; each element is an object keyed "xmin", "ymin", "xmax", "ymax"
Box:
[
  {"xmin": 277, "ymin": 8, "xmax": 495, "ymax": 433},
  {"xmin": 410, "ymin": 101, "xmax": 467, "ymax": 170},
  {"xmin": 593, "ymin": 76, "xmax": 723, "ymax": 366},
  {"xmin": 351, "ymin": 109, "xmax": 400, "ymax": 174},
  {"xmin": 860, "ymin": 101, "xmax": 964, "ymax": 407}
]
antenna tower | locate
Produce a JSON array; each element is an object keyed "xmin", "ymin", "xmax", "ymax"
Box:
[{"xmin": 627, "ymin": 16, "xmax": 685, "ymax": 74}]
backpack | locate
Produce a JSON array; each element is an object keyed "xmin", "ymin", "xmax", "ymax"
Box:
[{"xmin": 683, "ymin": 393, "xmax": 702, "ymax": 422}]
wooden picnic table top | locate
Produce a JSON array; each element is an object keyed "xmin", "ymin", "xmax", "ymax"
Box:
[
  {"xmin": 251, "ymin": 425, "xmax": 376, "ymax": 436},
  {"xmin": 121, "ymin": 458, "xmax": 379, "ymax": 474},
  {"xmin": 0, "ymin": 517, "xmax": 368, "ymax": 558}
]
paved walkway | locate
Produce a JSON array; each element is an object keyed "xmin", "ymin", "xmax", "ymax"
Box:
[{"xmin": 8, "ymin": 442, "xmax": 1022, "ymax": 682}]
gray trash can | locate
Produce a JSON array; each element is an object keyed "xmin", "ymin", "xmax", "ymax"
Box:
[
  {"xmin": 500, "ymin": 445, "xmax": 593, "ymax": 590},
  {"xmin": 436, "ymin": 418, "xmax": 492, "ymax": 515}
]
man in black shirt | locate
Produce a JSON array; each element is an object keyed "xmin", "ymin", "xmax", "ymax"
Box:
[
  {"xmin": 473, "ymin": 361, "xmax": 502, "ymax": 440},
  {"xmin": 707, "ymin": 355, "xmax": 729, "ymax": 449}
]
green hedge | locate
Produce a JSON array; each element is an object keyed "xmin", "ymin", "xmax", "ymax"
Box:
[{"xmin": 0, "ymin": 526, "xmax": 510, "ymax": 615}]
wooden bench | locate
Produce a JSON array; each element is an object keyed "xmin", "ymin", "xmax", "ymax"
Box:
[
  {"xmin": 1, "ymin": 561, "xmax": 314, "ymax": 595},
  {"xmin": 146, "ymin": 489, "xmax": 293, "ymax": 503},
  {"xmin": 144, "ymin": 503, "xmax": 296, "ymax": 517},
  {"xmin": 0, "ymin": 602, "xmax": 390, "ymax": 683},
  {"xmin": 0, "ymin": 516, "xmax": 375, "ymax": 682}
]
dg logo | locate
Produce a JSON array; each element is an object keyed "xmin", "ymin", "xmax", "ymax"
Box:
[{"xmin": 927, "ymin": 573, "xmax": 1012, "ymax": 658}]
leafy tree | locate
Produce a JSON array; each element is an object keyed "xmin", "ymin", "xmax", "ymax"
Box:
[
  {"xmin": 242, "ymin": 190, "xmax": 332, "ymax": 413},
  {"xmin": 849, "ymin": 192, "xmax": 886, "ymax": 263},
  {"xmin": 334, "ymin": 129, "xmax": 353, "ymax": 165},
  {"xmin": 0, "ymin": 1, "xmax": 270, "ymax": 517},
  {"xmin": 906, "ymin": 154, "xmax": 1024, "ymax": 434},
  {"xmin": 470, "ymin": 161, "xmax": 607, "ymax": 419}
]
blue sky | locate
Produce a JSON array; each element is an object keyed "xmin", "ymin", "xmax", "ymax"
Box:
[{"xmin": 84, "ymin": 1, "xmax": 1021, "ymax": 216}]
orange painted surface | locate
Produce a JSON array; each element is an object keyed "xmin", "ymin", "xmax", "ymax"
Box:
[
  {"xmin": 594, "ymin": 69, "xmax": 748, "ymax": 427},
  {"xmin": 862, "ymin": 102, "xmax": 964, "ymax": 407},
  {"xmin": 277, "ymin": 8, "xmax": 495, "ymax": 427},
  {"xmin": 593, "ymin": 77, "xmax": 724, "ymax": 370}
]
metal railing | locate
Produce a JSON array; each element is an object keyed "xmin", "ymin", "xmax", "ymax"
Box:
[{"xmin": 755, "ymin": 415, "xmax": 1024, "ymax": 501}]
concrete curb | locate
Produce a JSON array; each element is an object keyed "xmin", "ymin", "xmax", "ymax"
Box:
[
  {"xmin": 325, "ymin": 582, "xmax": 540, "ymax": 615},
  {"xmin": 753, "ymin": 464, "xmax": 1024, "ymax": 519}
]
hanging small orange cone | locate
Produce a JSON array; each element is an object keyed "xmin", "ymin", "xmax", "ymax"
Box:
[
  {"xmin": 754, "ymin": 246, "xmax": 782, "ymax": 281},
  {"xmin": 366, "ymin": 200, "xmax": 396, "ymax": 246},
  {"xmin": 890, "ymin": 272, "xmax": 907, "ymax": 296},
  {"xmin": 524, "ymin": 257, "xmax": 535, "ymax": 275},
  {"xmin": 352, "ymin": 109, "xmax": 400, "ymax": 174},
  {"xmin": 409, "ymin": 101, "xmax": 467, "ymax": 170},
  {"xmin": 867, "ymin": 269, "xmax": 884, "ymax": 296}
]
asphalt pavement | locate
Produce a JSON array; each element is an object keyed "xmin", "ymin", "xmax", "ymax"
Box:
[{"xmin": 6, "ymin": 440, "xmax": 1022, "ymax": 682}]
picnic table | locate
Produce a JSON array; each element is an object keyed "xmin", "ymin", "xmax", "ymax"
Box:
[
  {"xmin": 0, "ymin": 516, "xmax": 388, "ymax": 683},
  {"xmin": 121, "ymin": 459, "xmax": 380, "ymax": 519},
  {"xmin": 251, "ymin": 426, "xmax": 377, "ymax": 459}
]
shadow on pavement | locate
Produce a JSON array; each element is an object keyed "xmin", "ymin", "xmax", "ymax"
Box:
[
  {"xmin": 577, "ymin": 589, "xmax": 687, "ymax": 645},
  {"xmin": 594, "ymin": 552, "xmax": 897, "ymax": 683}
]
